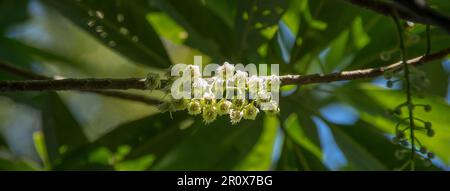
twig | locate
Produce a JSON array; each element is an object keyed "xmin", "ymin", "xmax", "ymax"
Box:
[
  {"xmin": 343, "ymin": 0, "xmax": 450, "ymax": 33},
  {"xmin": 280, "ymin": 47, "xmax": 450, "ymax": 85},
  {"xmin": 0, "ymin": 61, "xmax": 162, "ymax": 105}
]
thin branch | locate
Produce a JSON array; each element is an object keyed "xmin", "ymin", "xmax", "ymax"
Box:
[
  {"xmin": 0, "ymin": 61, "xmax": 162, "ymax": 105},
  {"xmin": 280, "ymin": 47, "xmax": 450, "ymax": 85},
  {"xmin": 344, "ymin": 0, "xmax": 423, "ymax": 23},
  {"xmin": 0, "ymin": 48, "xmax": 449, "ymax": 92},
  {"xmin": 343, "ymin": 0, "xmax": 450, "ymax": 33}
]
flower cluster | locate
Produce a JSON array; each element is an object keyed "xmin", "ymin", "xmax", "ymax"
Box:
[{"xmin": 164, "ymin": 62, "xmax": 281, "ymax": 125}]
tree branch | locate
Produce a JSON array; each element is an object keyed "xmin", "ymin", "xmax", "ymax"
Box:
[
  {"xmin": 343, "ymin": 0, "xmax": 450, "ymax": 33},
  {"xmin": 0, "ymin": 61, "xmax": 162, "ymax": 105},
  {"xmin": 1, "ymin": 48, "xmax": 449, "ymax": 92},
  {"xmin": 280, "ymin": 47, "xmax": 450, "ymax": 85}
]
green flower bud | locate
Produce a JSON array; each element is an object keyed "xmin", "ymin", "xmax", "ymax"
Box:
[
  {"xmin": 424, "ymin": 105, "xmax": 432, "ymax": 112},
  {"xmin": 400, "ymin": 140, "xmax": 409, "ymax": 147},
  {"xmin": 396, "ymin": 131, "xmax": 405, "ymax": 139},
  {"xmin": 187, "ymin": 100, "xmax": 202, "ymax": 115},
  {"xmin": 426, "ymin": 128, "xmax": 435, "ymax": 137},
  {"xmin": 232, "ymin": 98, "xmax": 246, "ymax": 109},
  {"xmin": 171, "ymin": 99, "xmax": 189, "ymax": 111},
  {"xmin": 419, "ymin": 147, "xmax": 427, "ymax": 154},
  {"xmin": 394, "ymin": 108, "xmax": 402, "ymax": 115},
  {"xmin": 230, "ymin": 109, "xmax": 243, "ymax": 125},
  {"xmin": 243, "ymin": 103, "xmax": 259, "ymax": 120},
  {"xmin": 216, "ymin": 99, "xmax": 232, "ymax": 115},
  {"xmin": 145, "ymin": 72, "xmax": 161, "ymax": 90},
  {"xmin": 202, "ymin": 106, "xmax": 217, "ymax": 124},
  {"xmin": 424, "ymin": 122, "xmax": 432, "ymax": 129},
  {"xmin": 386, "ymin": 80, "xmax": 394, "ymax": 88},
  {"xmin": 427, "ymin": 152, "xmax": 435, "ymax": 159}
]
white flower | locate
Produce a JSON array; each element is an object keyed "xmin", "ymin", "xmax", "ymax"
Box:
[
  {"xmin": 192, "ymin": 78, "xmax": 208, "ymax": 98},
  {"xmin": 257, "ymin": 78, "xmax": 271, "ymax": 102},
  {"xmin": 217, "ymin": 62, "xmax": 235, "ymax": 79},
  {"xmin": 183, "ymin": 65, "xmax": 201, "ymax": 79},
  {"xmin": 202, "ymin": 105, "xmax": 217, "ymax": 124},
  {"xmin": 233, "ymin": 70, "xmax": 248, "ymax": 82},
  {"xmin": 212, "ymin": 77, "xmax": 225, "ymax": 98},
  {"xmin": 233, "ymin": 70, "xmax": 248, "ymax": 99},
  {"xmin": 247, "ymin": 75, "xmax": 260, "ymax": 99},
  {"xmin": 269, "ymin": 75, "xmax": 281, "ymax": 91},
  {"xmin": 229, "ymin": 109, "xmax": 243, "ymax": 125},
  {"xmin": 203, "ymin": 90, "xmax": 216, "ymax": 105},
  {"xmin": 262, "ymin": 101, "xmax": 280, "ymax": 115}
]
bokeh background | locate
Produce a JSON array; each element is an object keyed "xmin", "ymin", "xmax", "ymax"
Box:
[{"xmin": 0, "ymin": 0, "xmax": 450, "ymax": 170}]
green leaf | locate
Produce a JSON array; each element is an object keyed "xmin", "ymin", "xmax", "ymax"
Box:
[
  {"xmin": 0, "ymin": 0, "xmax": 29, "ymax": 32},
  {"xmin": 0, "ymin": 157, "xmax": 37, "ymax": 171},
  {"xmin": 32, "ymin": 93, "xmax": 89, "ymax": 168},
  {"xmin": 234, "ymin": 0, "xmax": 288, "ymax": 62},
  {"xmin": 43, "ymin": 0, "xmax": 172, "ymax": 68},
  {"xmin": 331, "ymin": 121, "xmax": 441, "ymax": 170},
  {"xmin": 339, "ymin": 83, "xmax": 450, "ymax": 167},
  {"xmin": 276, "ymin": 113, "xmax": 327, "ymax": 171},
  {"xmin": 235, "ymin": 116, "xmax": 278, "ymax": 170},
  {"xmin": 289, "ymin": 0, "xmax": 363, "ymax": 71},
  {"xmin": 54, "ymin": 112, "xmax": 193, "ymax": 170},
  {"xmin": 150, "ymin": 0, "xmax": 233, "ymax": 61},
  {"xmin": 151, "ymin": 115, "xmax": 265, "ymax": 170}
]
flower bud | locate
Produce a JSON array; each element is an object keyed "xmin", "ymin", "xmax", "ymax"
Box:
[
  {"xmin": 419, "ymin": 147, "xmax": 427, "ymax": 154},
  {"xmin": 202, "ymin": 106, "xmax": 217, "ymax": 124},
  {"xmin": 187, "ymin": 100, "xmax": 202, "ymax": 115},
  {"xmin": 232, "ymin": 98, "xmax": 247, "ymax": 109},
  {"xmin": 426, "ymin": 128, "xmax": 435, "ymax": 137},
  {"xmin": 396, "ymin": 131, "xmax": 405, "ymax": 139},
  {"xmin": 171, "ymin": 99, "xmax": 189, "ymax": 111},
  {"xmin": 216, "ymin": 99, "xmax": 232, "ymax": 115},
  {"xmin": 424, "ymin": 122, "xmax": 432, "ymax": 129},
  {"xmin": 424, "ymin": 105, "xmax": 432, "ymax": 112},
  {"xmin": 386, "ymin": 80, "xmax": 394, "ymax": 88},
  {"xmin": 243, "ymin": 103, "xmax": 259, "ymax": 120},
  {"xmin": 217, "ymin": 62, "xmax": 235, "ymax": 79},
  {"xmin": 427, "ymin": 152, "xmax": 435, "ymax": 159}
]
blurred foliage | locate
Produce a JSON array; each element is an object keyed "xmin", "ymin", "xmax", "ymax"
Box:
[{"xmin": 0, "ymin": 0, "xmax": 449, "ymax": 171}]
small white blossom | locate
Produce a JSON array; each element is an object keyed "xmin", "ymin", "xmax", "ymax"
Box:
[
  {"xmin": 230, "ymin": 109, "xmax": 243, "ymax": 125},
  {"xmin": 192, "ymin": 78, "xmax": 208, "ymax": 98},
  {"xmin": 234, "ymin": 70, "xmax": 248, "ymax": 82},
  {"xmin": 216, "ymin": 62, "xmax": 235, "ymax": 79},
  {"xmin": 262, "ymin": 101, "xmax": 280, "ymax": 115},
  {"xmin": 247, "ymin": 75, "xmax": 261, "ymax": 99},
  {"xmin": 183, "ymin": 65, "xmax": 201, "ymax": 79},
  {"xmin": 269, "ymin": 75, "xmax": 281, "ymax": 91}
]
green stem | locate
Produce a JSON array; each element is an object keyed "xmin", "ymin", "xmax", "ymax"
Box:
[
  {"xmin": 393, "ymin": 12, "xmax": 416, "ymax": 171},
  {"xmin": 426, "ymin": 25, "xmax": 431, "ymax": 56}
]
